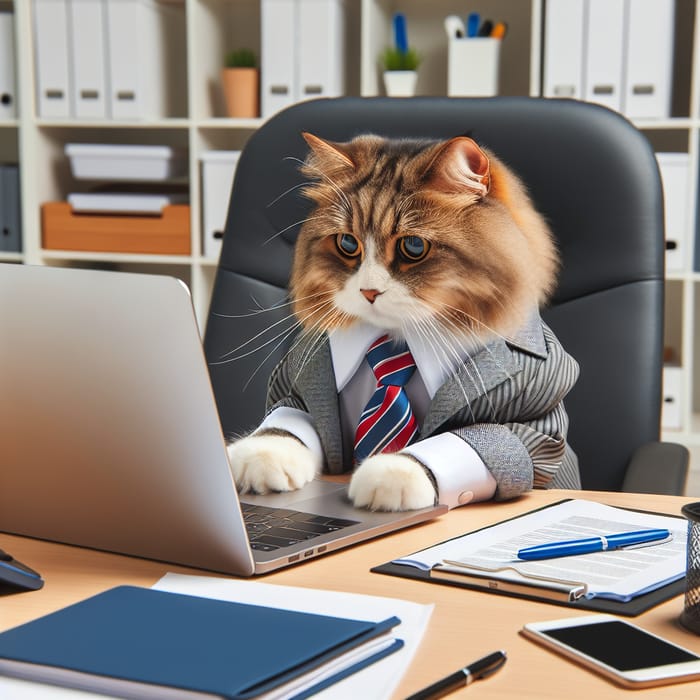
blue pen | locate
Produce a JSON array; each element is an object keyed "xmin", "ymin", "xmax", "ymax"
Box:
[
  {"xmin": 517, "ymin": 528, "xmax": 671, "ymax": 561},
  {"xmin": 393, "ymin": 12, "xmax": 408, "ymax": 54},
  {"xmin": 466, "ymin": 11, "xmax": 480, "ymax": 38}
]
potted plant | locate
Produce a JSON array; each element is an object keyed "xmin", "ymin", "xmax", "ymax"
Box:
[
  {"xmin": 381, "ymin": 46, "xmax": 420, "ymax": 97},
  {"xmin": 221, "ymin": 48, "xmax": 259, "ymax": 118}
]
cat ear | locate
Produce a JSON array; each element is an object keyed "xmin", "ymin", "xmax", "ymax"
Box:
[
  {"xmin": 302, "ymin": 132, "xmax": 356, "ymax": 171},
  {"xmin": 423, "ymin": 137, "xmax": 490, "ymax": 197}
]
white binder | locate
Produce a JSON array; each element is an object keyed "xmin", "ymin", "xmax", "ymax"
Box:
[
  {"xmin": 68, "ymin": 0, "xmax": 109, "ymax": 119},
  {"xmin": 32, "ymin": 0, "xmax": 72, "ymax": 118},
  {"xmin": 105, "ymin": 0, "xmax": 183, "ymax": 120},
  {"xmin": 661, "ymin": 365, "xmax": 683, "ymax": 430},
  {"xmin": 201, "ymin": 151, "xmax": 240, "ymax": 260},
  {"xmin": 543, "ymin": 0, "xmax": 585, "ymax": 99},
  {"xmin": 261, "ymin": 0, "xmax": 297, "ymax": 118},
  {"xmin": 623, "ymin": 0, "xmax": 675, "ymax": 119},
  {"xmin": 656, "ymin": 152, "xmax": 690, "ymax": 272},
  {"xmin": 0, "ymin": 10, "xmax": 17, "ymax": 120},
  {"xmin": 297, "ymin": 0, "xmax": 344, "ymax": 103},
  {"xmin": 262, "ymin": 0, "xmax": 345, "ymax": 118},
  {"xmin": 583, "ymin": 0, "xmax": 625, "ymax": 112}
]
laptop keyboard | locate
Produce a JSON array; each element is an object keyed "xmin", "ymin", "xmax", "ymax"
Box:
[{"xmin": 241, "ymin": 503, "xmax": 359, "ymax": 551}]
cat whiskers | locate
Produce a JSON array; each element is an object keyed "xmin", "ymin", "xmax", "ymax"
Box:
[
  {"xmin": 283, "ymin": 156, "xmax": 353, "ymax": 217},
  {"xmin": 432, "ymin": 305, "xmax": 518, "ymax": 417},
  {"xmin": 262, "ymin": 214, "xmax": 328, "ymax": 245},
  {"xmin": 243, "ymin": 302, "xmax": 348, "ymax": 391},
  {"xmin": 403, "ymin": 312, "xmax": 478, "ymax": 421},
  {"xmin": 223, "ymin": 295, "xmax": 339, "ymax": 391},
  {"xmin": 266, "ymin": 180, "xmax": 310, "ymax": 208},
  {"xmin": 211, "ymin": 290, "xmax": 326, "ymax": 319},
  {"xmin": 438, "ymin": 302, "xmax": 514, "ymax": 350},
  {"xmin": 212, "ymin": 294, "xmax": 334, "ymax": 363},
  {"xmin": 430, "ymin": 312, "xmax": 499, "ymax": 419},
  {"xmin": 290, "ymin": 307, "xmax": 352, "ymax": 386}
]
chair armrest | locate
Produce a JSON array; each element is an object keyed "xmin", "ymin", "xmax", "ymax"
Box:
[{"xmin": 621, "ymin": 441, "xmax": 689, "ymax": 495}]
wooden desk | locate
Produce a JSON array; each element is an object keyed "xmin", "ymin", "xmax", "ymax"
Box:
[{"xmin": 1, "ymin": 489, "xmax": 699, "ymax": 699}]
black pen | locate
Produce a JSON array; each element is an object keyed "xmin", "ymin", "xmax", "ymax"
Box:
[{"xmin": 405, "ymin": 650, "xmax": 507, "ymax": 700}]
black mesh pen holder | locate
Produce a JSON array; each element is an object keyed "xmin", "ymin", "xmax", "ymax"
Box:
[{"xmin": 680, "ymin": 502, "xmax": 700, "ymax": 635}]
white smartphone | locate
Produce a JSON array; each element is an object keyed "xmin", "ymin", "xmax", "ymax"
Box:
[{"xmin": 521, "ymin": 614, "xmax": 700, "ymax": 689}]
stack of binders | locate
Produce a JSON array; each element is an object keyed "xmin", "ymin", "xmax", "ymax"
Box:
[
  {"xmin": 0, "ymin": 8, "xmax": 16, "ymax": 121},
  {"xmin": 260, "ymin": 0, "xmax": 346, "ymax": 118},
  {"xmin": 32, "ymin": 0, "xmax": 186, "ymax": 120},
  {"xmin": 543, "ymin": 0, "xmax": 675, "ymax": 119}
]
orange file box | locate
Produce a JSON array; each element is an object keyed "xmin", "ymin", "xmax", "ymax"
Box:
[{"xmin": 41, "ymin": 202, "xmax": 191, "ymax": 255}]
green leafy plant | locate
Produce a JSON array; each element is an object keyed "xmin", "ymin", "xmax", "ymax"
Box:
[
  {"xmin": 224, "ymin": 48, "xmax": 257, "ymax": 69},
  {"xmin": 381, "ymin": 46, "xmax": 420, "ymax": 71}
]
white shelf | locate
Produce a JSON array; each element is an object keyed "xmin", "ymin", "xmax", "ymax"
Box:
[
  {"xmin": 196, "ymin": 117, "xmax": 265, "ymax": 129},
  {"xmin": 38, "ymin": 250, "xmax": 197, "ymax": 265},
  {"xmin": 5, "ymin": 0, "xmax": 700, "ymax": 462},
  {"xmin": 34, "ymin": 119, "xmax": 193, "ymax": 129}
]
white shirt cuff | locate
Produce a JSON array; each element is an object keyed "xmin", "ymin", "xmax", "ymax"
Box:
[
  {"xmin": 255, "ymin": 407, "xmax": 324, "ymax": 462},
  {"xmin": 402, "ymin": 432, "xmax": 497, "ymax": 509}
]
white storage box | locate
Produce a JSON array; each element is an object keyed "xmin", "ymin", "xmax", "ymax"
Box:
[
  {"xmin": 201, "ymin": 150, "xmax": 240, "ymax": 259},
  {"xmin": 662, "ymin": 365, "xmax": 683, "ymax": 430},
  {"xmin": 65, "ymin": 143, "xmax": 188, "ymax": 181}
]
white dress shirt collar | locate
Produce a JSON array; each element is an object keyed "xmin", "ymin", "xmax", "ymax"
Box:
[
  {"xmin": 327, "ymin": 311, "xmax": 547, "ymax": 398},
  {"xmin": 328, "ymin": 322, "xmax": 474, "ymax": 399}
]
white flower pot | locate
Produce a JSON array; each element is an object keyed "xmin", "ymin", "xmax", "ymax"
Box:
[{"xmin": 383, "ymin": 70, "xmax": 417, "ymax": 97}]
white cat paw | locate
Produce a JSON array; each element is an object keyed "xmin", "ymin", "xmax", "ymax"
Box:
[
  {"xmin": 348, "ymin": 453, "xmax": 437, "ymax": 511},
  {"xmin": 227, "ymin": 434, "xmax": 321, "ymax": 494}
]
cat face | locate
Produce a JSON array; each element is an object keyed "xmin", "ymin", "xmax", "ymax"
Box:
[{"xmin": 289, "ymin": 133, "xmax": 558, "ymax": 343}]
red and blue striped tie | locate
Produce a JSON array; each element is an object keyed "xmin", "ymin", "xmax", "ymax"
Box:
[{"xmin": 353, "ymin": 335, "xmax": 418, "ymax": 463}]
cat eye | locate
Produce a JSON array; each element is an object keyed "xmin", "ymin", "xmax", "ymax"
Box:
[
  {"xmin": 398, "ymin": 236, "xmax": 430, "ymax": 262},
  {"xmin": 335, "ymin": 233, "xmax": 362, "ymax": 258}
]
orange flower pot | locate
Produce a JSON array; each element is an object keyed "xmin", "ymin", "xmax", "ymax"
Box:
[{"xmin": 221, "ymin": 67, "xmax": 259, "ymax": 118}]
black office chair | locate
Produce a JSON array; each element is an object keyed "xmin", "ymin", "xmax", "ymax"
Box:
[{"xmin": 203, "ymin": 97, "xmax": 689, "ymax": 495}]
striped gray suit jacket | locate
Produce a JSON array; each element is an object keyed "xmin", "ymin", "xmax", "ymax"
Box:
[{"xmin": 265, "ymin": 314, "xmax": 581, "ymax": 501}]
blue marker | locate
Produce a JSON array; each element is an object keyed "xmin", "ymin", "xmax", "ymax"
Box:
[
  {"xmin": 393, "ymin": 12, "xmax": 408, "ymax": 54},
  {"xmin": 466, "ymin": 11, "xmax": 480, "ymax": 38}
]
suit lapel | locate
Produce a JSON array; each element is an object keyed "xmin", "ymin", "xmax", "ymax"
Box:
[
  {"xmin": 421, "ymin": 338, "xmax": 522, "ymax": 437},
  {"xmin": 285, "ymin": 334, "xmax": 346, "ymax": 473},
  {"xmin": 421, "ymin": 313, "xmax": 548, "ymax": 436}
]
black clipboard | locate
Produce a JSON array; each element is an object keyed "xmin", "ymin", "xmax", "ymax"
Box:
[{"xmin": 371, "ymin": 499, "xmax": 687, "ymax": 617}]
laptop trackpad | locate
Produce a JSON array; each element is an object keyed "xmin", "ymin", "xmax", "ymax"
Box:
[{"xmin": 240, "ymin": 479, "xmax": 348, "ymax": 509}]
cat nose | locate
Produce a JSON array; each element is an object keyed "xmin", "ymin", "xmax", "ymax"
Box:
[{"xmin": 360, "ymin": 289, "xmax": 383, "ymax": 304}]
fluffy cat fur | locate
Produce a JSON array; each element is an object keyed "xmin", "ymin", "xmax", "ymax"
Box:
[{"xmin": 227, "ymin": 133, "xmax": 579, "ymax": 511}]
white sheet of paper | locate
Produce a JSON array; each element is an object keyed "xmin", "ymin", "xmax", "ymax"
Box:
[{"xmin": 152, "ymin": 573, "xmax": 433, "ymax": 700}]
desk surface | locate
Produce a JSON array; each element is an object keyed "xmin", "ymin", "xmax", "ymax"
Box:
[{"xmin": 1, "ymin": 489, "xmax": 699, "ymax": 699}]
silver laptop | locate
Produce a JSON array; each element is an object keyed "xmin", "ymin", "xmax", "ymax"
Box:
[{"xmin": 0, "ymin": 264, "xmax": 446, "ymax": 575}]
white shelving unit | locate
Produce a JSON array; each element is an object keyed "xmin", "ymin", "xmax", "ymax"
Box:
[{"xmin": 2, "ymin": 0, "xmax": 700, "ymax": 459}]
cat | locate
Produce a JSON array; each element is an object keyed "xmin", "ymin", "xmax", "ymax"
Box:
[{"xmin": 226, "ymin": 132, "xmax": 580, "ymax": 511}]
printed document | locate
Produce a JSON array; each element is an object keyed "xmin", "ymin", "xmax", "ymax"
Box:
[{"xmin": 393, "ymin": 499, "xmax": 687, "ymax": 602}]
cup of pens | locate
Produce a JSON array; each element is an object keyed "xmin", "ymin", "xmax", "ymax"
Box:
[
  {"xmin": 680, "ymin": 502, "xmax": 700, "ymax": 635},
  {"xmin": 445, "ymin": 13, "xmax": 506, "ymax": 97}
]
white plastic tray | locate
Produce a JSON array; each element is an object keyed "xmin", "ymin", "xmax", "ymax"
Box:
[
  {"xmin": 67, "ymin": 192, "xmax": 188, "ymax": 215},
  {"xmin": 65, "ymin": 143, "xmax": 188, "ymax": 181}
]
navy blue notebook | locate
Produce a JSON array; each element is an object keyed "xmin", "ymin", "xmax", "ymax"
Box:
[{"xmin": 0, "ymin": 585, "xmax": 403, "ymax": 699}]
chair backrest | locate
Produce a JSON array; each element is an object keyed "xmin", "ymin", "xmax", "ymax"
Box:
[{"xmin": 203, "ymin": 97, "xmax": 665, "ymax": 492}]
